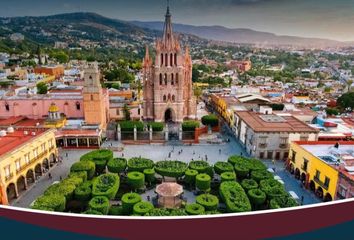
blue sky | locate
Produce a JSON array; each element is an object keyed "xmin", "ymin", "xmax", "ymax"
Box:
[{"xmin": 0, "ymin": 0, "xmax": 353, "ymax": 41}]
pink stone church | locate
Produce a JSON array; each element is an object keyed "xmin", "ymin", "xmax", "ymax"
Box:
[{"xmin": 142, "ymin": 6, "xmax": 197, "ymax": 123}]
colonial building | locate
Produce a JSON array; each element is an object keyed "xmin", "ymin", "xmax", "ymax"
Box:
[{"xmin": 142, "ymin": 6, "xmax": 196, "ymax": 122}]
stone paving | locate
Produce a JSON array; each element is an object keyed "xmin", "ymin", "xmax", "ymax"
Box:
[{"xmin": 13, "ymin": 136, "xmax": 320, "ymax": 208}]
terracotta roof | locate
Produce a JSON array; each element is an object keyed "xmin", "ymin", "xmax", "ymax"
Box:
[{"xmin": 236, "ymin": 111, "xmax": 319, "ymax": 133}]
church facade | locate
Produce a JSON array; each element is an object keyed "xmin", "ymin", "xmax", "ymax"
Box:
[{"xmin": 142, "ymin": 6, "xmax": 197, "ymax": 123}]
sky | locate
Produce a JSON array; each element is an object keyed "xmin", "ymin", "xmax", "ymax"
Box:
[{"xmin": 0, "ymin": 0, "xmax": 353, "ymax": 41}]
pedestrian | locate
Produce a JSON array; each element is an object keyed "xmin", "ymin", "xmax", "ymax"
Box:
[
  {"xmin": 122, "ymin": 153, "xmax": 124, "ymax": 157},
  {"xmin": 205, "ymin": 155, "xmax": 208, "ymax": 161},
  {"xmin": 111, "ymin": 142, "xmax": 113, "ymax": 147},
  {"xmin": 65, "ymin": 152, "xmax": 68, "ymax": 158},
  {"xmin": 193, "ymin": 150, "xmax": 195, "ymax": 155},
  {"xmin": 48, "ymin": 173, "xmax": 52, "ymax": 179},
  {"xmin": 219, "ymin": 149, "xmax": 221, "ymax": 154}
]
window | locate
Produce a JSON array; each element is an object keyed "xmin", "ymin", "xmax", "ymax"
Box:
[
  {"xmin": 76, "ymin": 102, "xmax": 81, "ymax": 110},
  {"xmin": 25, "ymin": 153, "xmax": 30, "ymax": 164},
  {"xmin": 172, "ymin": 95, "xmax": 175, "ymax": 102},
  {"xmin": 174, "ymin": 53, "xmax": 177, "ymax": 66},
  {"xmin": 48, "ymin": 140, "xmax": 53, "ymax": 148},
  {"xmin": 164, "ymin": 74, "xmax": 167, "ymax": 85},
  {"xmin": 300, "ymin": 134, "xmax": 308, "ymax": 141},
  {"xmin": 5, "ymin": 103, "xmax": 10, "ymax": 111},
  {"xmin": 163, "ymin": 95, "xmax": 167, "ymax": 102},
  {"xmin": 41, "ymin": 143, "xmax": 46, "ymax": 152},
  {"xmin": 4, "ymin": 165, "xmax": 10, "ymax": 177},
  {"xmin": 171, "ymin": 73, "xmax": 174, "ymax": 85},
  {"xmin": 267, "ymin": 151, "xmax": 273, "ymax": 159},
  {"xmin": 15, "ymin": 159, "xmax": 21, "ymax": 171},
  {"xmin": 324, "ymin": 177, "xmax": 330, "ymax": 188},
  {"xmin": 90, "ymin": 95, "xmax": 94, "ymax": 101},
  {"xmin": 138, "ymin": 108, "xmax": 141, "ymax": 115},
  {"xmin": 259, "ymin": 152, "xmax": 265, "ymax": 159},
  {"xmin": 165, "ymin": 54, "xmax": 168, "ymax": 67},
  {"xmin": 315, "ymin": 170, "xmax": 321, "ymax": 179},
  {"xmin": 116, "ymin": 109, "xmax": 120, "ymax": 115},
  {"xmin": 302, "ymin": 159, "xmax": 308, "ymax": 171},
  {"xmin": 170, "ymin": 53, "xmax": 173, "ymax": 66},
  {"xmin": 168, "ymin": 94, "xmax": 171, "ymax": 101},
  {"xmin": 291, "ymin": 150, "xmax": 296, "ymax": 162},
  {"xmin": 176, "ymin": 73, "xmax": 178, "ymax": 84},
  {"xmin": 33, "ymin": 148, "xmax": 38, "ymax": 158},
  {"xmin": 161, "ymin": 53, "xmax": 164, "ymax": 66},
  {"xmin": 159, "ymin": 73, "xmax": 163, "ymax": 85}
]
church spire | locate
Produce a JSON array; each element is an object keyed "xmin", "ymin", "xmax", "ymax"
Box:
[{"xmin": 162, "ymin": 0, "xmax": 174, "ymax": 49}]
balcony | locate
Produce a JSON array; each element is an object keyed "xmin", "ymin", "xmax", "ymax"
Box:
[
  {"xmin": 5, "ymin": 173, "xmax": 14, "ymax": 182},
  {"xmin": 279, "ymin": 143, "xmax": 288, "ymax": 149},
  {"xmin": 16, "ymin": 150, "xmax": 48, "ymax": 174},
  {"xmin": 258, "ymin": 143, "xmax": 267, "ymax": 148},
  {"xmin": 301, "ymin": 164, "xmax": 308, "ymax": 172},
  {"xmin": 314, "ymin": 176, "xmax": 329, "ymax": 190}
]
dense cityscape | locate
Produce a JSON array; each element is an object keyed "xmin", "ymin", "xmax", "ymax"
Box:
[{"xmin": 0, "ymin": 3, "xmax": 353, "ymax": 217}]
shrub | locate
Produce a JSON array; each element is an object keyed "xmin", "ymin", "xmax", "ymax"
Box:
[
  {"xmin": 119, "ymin": 121, "xmax": 144, "ymax": 132},
  {"xmin": 70, "ymin": 161, "xmax": 95, "ymax": 179},
  {"xmin": 182, "ymin": 121, "xmax": 200, "ymax": 131},
  {"xmin": 32, "ymin": 194, "xmax": 66, "ymax": 212},
  {"xmin": 122, "ymin": 193, "xmax": 142, "ymax": 214},
  {"xmin": 196, "ymin": 194, "xmax": 219, "ymax": 211},
  {"xmin": 229, "ymin": 156, "xmax": 266, "ymax": 179},
  {"xmin": 155, "ymin": 160, "xmax": 188, "ymax": 178},
  {"xmin": 68, "ymin": 171, "xmax": 87, "ymax": 182},
  {"xmin": 143, "ymin": 168, "xmax": 155, "ymax": 183},
  {"xmin": 82, "ymin": 209, "xmax": 103, "ymax": 215},
  {"xmin": 248, "ymin": 189, "xmax": 266, "ymax": 206},
  {"xmin": 220, "ymin": 171, "xmax": 236, "ymax": 182},
  {"xmin": 144, "ymin": 208, "xmax": 171, "ymax": 216},
  {"xmin": 196, "ymin": 173, "xmax": 211, "ymax": 191},
  {"xmin": 74, "ymin": 183, "xmax": 92, "ymax": 201},
  {"xmin": 250, "ymin": 169, "xmax": 274, "ymax": 183},
  {"xmin": 92, "ymin": 173, "xmax": 120, "ymax": 200},
  {"xmin": 169, "ymin": 209, "xmax": 188, "ymax": 216},
  {"xmin": 108, "ymin": 205, "xmax": 124, "ymax": 215},
  {"xmin": 219, "ymin": 181, "xmax": 251, "ymax": 213},
  {"xmin": 234, "ymin": 164, "xmax": 249, "ymax": 179},
  {"xmin": 133, "ymin": 201, "xmax": 154, "ymax": 215},
  {"xmin": 241, "ymin": 179, "xmax": 258, "ymax": 191},
  {"xmin": 184, "ymin": 169, "xmax": 198, "ymax": 185},
  {"xmin": 62, "ymin": 175, "xmax": 84, "ymax": 187},
  {"xmin": 189, "ymin": 161, "xmax": 210, "ymax": 174},
  {"xmin": 88, "ymin": 196, "xmax": 110, "ymax": 215},
  {"xmin": 214, "ymin": 161, "xmax": 234, "ymax": 175},
  {"xmin": 80, "ymin": 149, "xmax": 113, "ymax": 174},
  {"xmin": 201, "ymin": 114, "xmax": 219, "ymax": 127},
  {"xmin": 44, "ymin": 182, "xmax": 76, "ymax": 201},
  {"xmin": 127, "ymin": 157, "xmax": 154, "ymax": 172},
  {"xmin": 185, "ymin": 203, "xmax": 205, "ymax": 215},
  {"xmin": 107, "ymin": 158, "xmax": 127, "ymax": 173},
  {"xmin": 270, "ymin": 195, "xmax": 298, "ymax": 209},
  {"xmin": 147, "ymin": 122, "xmax": 164, "ymax": 132},
  {"xmin": 127, "ymin": 171, "xmax": 145, "ymax": 190},
  {"xmin": 259, "ymin": 179, "xmax": 286, "ymax": 200}
]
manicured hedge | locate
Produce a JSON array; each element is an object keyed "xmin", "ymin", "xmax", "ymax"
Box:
[
  {"xmin": 259, "ymin": 179, "xmax": 286, "ymax": 200},
  {"xmin": 119, "ymin": 121, "xmax": 144, "ymax": 132},
  {"xmin": 189, "ymin": 161, "xmax": 210, "ymax": 174},
  {"xmin": 219, "ymin": 181, "xmax": 251, "ymax": 213},
  {"xmin": 184, "ymin": 169, "xmax": 198, "ymax": 185},
  {"xmin": 214, "ymin": 161, "xmax": 234, "ymax": 175},
  {"xmin": 44, "ymin": 182, "xmax": 76, "ymax": 201},
  {"xmin": 201, "ymin": 114, "xmax": 219, "ymax": 127},
  {"xmin": 68, "ymin": 171, "xmax": 87, "ymax": 182},
  {"xmin": 92, "ymin": 173, "xmax": 120, "ymax": 200},
  {"xmin": 143, "ymin": 168, "xmax": 155, "ymax": 183},
  {"xmin": 127, "ymin": 171, "xmax": 145, "ymax": 190},
  {"xmin": 186, "ymin": 203, "xmax": 205, "ymax": 215},
  {"xmin": 107, "ymin": 158, "xmax": 127, "ymax": 173},
  {"xmin": 248, "ymin": 189, "xmax": 266, "ymax": 206},
  {"xmin": 122, "ymin": 193, "xmax": 142, "ymax": 214},
  {"xmin": 182, "ymin": 121, "xmax": 200, "ymax": 131},
  {"xmin": 133, "ymin": 201, "xmax": 154, "ymax": 215},
  {"xmin": 228, "ymin": 156, "xmax": 267, "ymax": 179},
  {"xmin": 241, "ymin": 179, "xmax": 258, "ymax": 191},
  {"xmin": 155, "ymin": 160, "xmax": 188, "ymax": 178},
  {"xmin": 270, "ymin": 195, "xmax": 298, "ymax": 209},
  {"xmin": 234, "ymin": 164, "xmax": 249, "ymax": 179},
  {"xmin": 62, "ymin": 175, "xmax": 84, "ymax": 187},
  {"xmin": 127, "ymin": 157, "xmax": 154, "ymax": 172},
  {"xmin": 108, "ymin": 205, "xmax": 124, "ymax": 215},
  {"xmin": 88, "ymin": 196, "xmax": 110, "ymax": 215},
  {"xmin": 82, "ymin": 209, "xmax": 103, "ymax": 215},
  {"xmin": 70, "ymin": 161, "xmax": 95, "ymax": 179},
  {"xmin": 80, "ymin": 149, "xmax": 113, "ymax": 174},
  {"xmin": 144, "ymin": 208, "xmax": 188, "ymax": 216},
  {"xmin": 147, "ymin": 122, "xmax": 164, "ymax": 132},
  {"xmin": 250, "ymin": 169, "xmax": 274, "ymax": 183},
  {"xmin": 196, "ymin": 194, "xmax": 219, "ymax": 211},
  {"xmin": 196, "ymin": 173, "xmax": 211, "ymax": 191},
  {"xmin": 32, "ymin": 194, "xmax": 66, "ymax": 212},
  {"xmin": 220, "ymin": 171, "xmax": 236, "ymax": 182},
  {"xmin": 74, "ymin": 182, "xmax": 92, "ymax": 201}
]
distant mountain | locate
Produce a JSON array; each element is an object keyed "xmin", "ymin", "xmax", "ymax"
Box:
[{"xmin": 131, "ymin": 21, "xmax": 352, "ymax": 48}]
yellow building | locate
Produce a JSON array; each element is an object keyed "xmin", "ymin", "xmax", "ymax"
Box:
[
  {"xmin": 44, "ymin": 103, "xmax": 67, "ymax": 128},
  {"xmin": 287, "ymin": 141, "xmax": 354, "ymax": 201},
  {"xmin": 0, "ymin": 127, "xmax": 58, "ymax": 204}
]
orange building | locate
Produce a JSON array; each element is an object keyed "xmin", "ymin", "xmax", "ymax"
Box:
[
  {"xmin": 34, "ymin": 65, "xmax": 65, "ymax": 78},
  {"xmin": 226, "ymin": 60, "xmax": 252, "ymax": 72}
]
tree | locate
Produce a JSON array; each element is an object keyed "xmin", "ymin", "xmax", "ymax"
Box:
[
  {"xmin": 123, "ymin": 104, "xmax": 131, "ymax": 120},
  {"xmin": 111, "ymin": 83, "xmax": 120, "ymax": 89},
  {"xmin": 337, "ymin": 92, "xmax": 354, "ymax": 112},
  {"xmin": 36, "ymin": 82, "xmax": 48, "ymax": 94},
  {"xmin": 53, "ymin": 51, "xmax": 69, "ymax": 63},
  {"xmin": 325, "ymin": 108, "xmax": 339, "ymax": 116}
]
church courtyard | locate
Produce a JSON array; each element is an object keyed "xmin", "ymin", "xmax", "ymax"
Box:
[{"xmin": 12, "ymin": 138, "xmax": 320, "ymax": 209}]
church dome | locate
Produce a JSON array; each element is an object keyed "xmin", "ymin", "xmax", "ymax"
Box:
[{"xmin": 49, "ymin": 103, "xmax": 59, "ymax": 113}]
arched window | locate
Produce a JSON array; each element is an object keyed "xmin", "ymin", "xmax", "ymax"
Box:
[
  {"xmin": 5, "ymin": 103, "xmax": 9, "ymax": 111},
  {"xmin": 168, "ymin": 94, "xmax": 171, "ymax": 101},
  {"xmin": 170, "ymin": 53, "xmax": 173, "ymax": 66},
  {"xmin": 76, "ymin": 102, "xmax": 80, "ymax": 110},
  {"xmin": 176, "ymin": 73, "xmax": 179, "ymax": 84},
  {"xmin": 161, "ymin": 53, "xmax": 163, "ymax": 66},
  {"xmin": 165, "ymin": 53, "xmax": 168, "ymax": 67},
  {"xmin": 172, "ymin": 95, "xmax": 175, "ymax": 102},
  {"xmin": 174, "ymin": 54, "xmax": 177, "ymax": 66},
  {"xmin": 171, "ymin": 73, "xmax": 174, "ymax": 85},
  {"xmin": 164, "ymin": 74, "xmax": 167, "ymax": 85},
  {"xmin": 163, "ymin": 95, "xmax": 167, "ymax": 102},
  {"xmin": 159, "ymin": 73, "xmax": 163, "ymax": 85}
]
